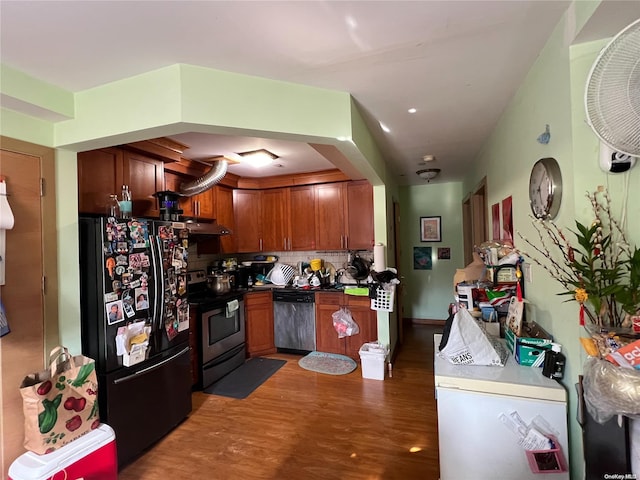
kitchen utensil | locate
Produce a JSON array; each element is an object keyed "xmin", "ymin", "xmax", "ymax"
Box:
[
  {"xmin": 349, "ymin": 253, "xmax": 370, "ymax": 281},
  {"xmin": 207, "ymin": 273, "xmax": 232, "ymax": 294},
  {"xmin": 267, "ymin": 263, "xmax": 296, "ymax": 286}
]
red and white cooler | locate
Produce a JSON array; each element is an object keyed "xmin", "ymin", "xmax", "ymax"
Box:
[{"xmin": 8, "ymin": 424, "xmax": 117, "ymax": 480}]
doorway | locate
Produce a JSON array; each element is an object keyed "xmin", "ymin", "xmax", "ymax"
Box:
[
  {"xmin": 0, "ymin": 137, "xmax": 57, "ymax": 476},
  {"xmin": 462, "ymin": 177, "xmax": 488, "ymax": 265}
]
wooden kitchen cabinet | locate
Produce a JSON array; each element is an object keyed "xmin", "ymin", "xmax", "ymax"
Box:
[
  {"xmin": 163, "ymin": 171, "xmax": 215, "ymax": 220},
  {"xmin": 78, "ymin": 147, "xmax": 164, "ymax": 217},
  {"xmin": 315, "ymin": 181, "xmax": 374, "ymax": 251},
  {"xmin": 215, "ymin": 185, "xmax": 236, "ymax": 253},
  {"xmin": 234, "ymin": 189, "xmax": 262, "ymax": 252},
  {"xmin": 78, "ymin": 147, "xmax": 124, "ymax": 215},
  {"xmin": 245, "ymin": 291, "xmax": 276, "ymax": 357},
  {"xmin": 261, "ymin": 188, "xmax": 290, "ymax": 251},
  {"xmin": 289, "ymin": 185, "xmax": 316, "ymax": 250},
  {"xmin": 315, "ymin": 183, "xmax": 346, "ymax": 250},
  {"xmin": 234, "ymin": 187, "xmax": 290, "ymax": 253},
  {"xmin": 315, "ymin": 292, "xmax": 377, "ymax": 360},
  {"xmin": 345, "ymin": 180, "xmax": 374, "ymax": 250}
]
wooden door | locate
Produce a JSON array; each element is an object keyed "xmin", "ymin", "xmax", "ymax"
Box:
[
  {"xmin": 345, "ymin": 180, "xmax": 374, "ymax": 250},
  {"xmin": 0, "ymin": 146, "xmax": 50, "ymax": 476},
  {"xmin": 233, "ymin": 189, "xmax": 262, "ymax": 252},
  {"xmin": 245, "ymin": 292, "xmax": 275, "ymax": 357},
  {"xmin": 314, "ymin": 293, "xmax": 344, "ymax": 355},
  {"xmin": 261, "ymin": 188, "xmax": 289, "ymax": 251},
  {"xmin": 289, "ymin": 185, "xmax": 316, "ymax": 251},
  {"xmin": 214, "ymin": 186, "xmax": 236, "ymax": 253},
  {"xmin": 77, "ymin": 147, "xmax": 123, "ymax": 214},
  {"xmin": 315, "ymin": 183, "xmax": 345, "ymax": 250},
  {"xmin": 123, "ymin": 151, "xmax": 164, "ymax": 218}
]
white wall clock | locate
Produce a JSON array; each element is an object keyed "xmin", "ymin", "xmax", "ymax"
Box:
[{"xmin": 529, "ymin": 157, "xmax": 562, "ymax": 219}]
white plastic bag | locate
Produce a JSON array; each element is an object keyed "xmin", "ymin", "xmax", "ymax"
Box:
[
  {"xmin": 332, "ymin": 307, "xmax": 359, "ymax": 338},
  {"xmin": 439, "ymin": 308, "xmax": 508, "ymax": 366}
]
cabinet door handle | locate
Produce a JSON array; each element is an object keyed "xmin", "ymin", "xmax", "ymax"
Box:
[
  {"xmin": 259, "ymin": 238, "xmax": 263, "ymax": 251},
  {"xmin": 345, "ymin": 235, "xmax": 349, "ymax": 249}
]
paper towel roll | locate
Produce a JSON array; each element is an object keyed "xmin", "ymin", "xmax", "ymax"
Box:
[
  {"xmin": 0, "ymin": 180, "xmax": 15, "ymax": 230},
  {"xmin": 373, "ymin": 243, "xmax": 386, "ymax": 272}
]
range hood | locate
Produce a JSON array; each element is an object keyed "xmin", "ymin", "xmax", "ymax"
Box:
[{"xmin": 183, "ymin": 219, "xmax": 232, "ymax": 236}]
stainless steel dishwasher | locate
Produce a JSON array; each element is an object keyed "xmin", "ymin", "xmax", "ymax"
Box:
[{"xmin": 272, "ymin": 290, "xmax": 316, "ymax": 352}]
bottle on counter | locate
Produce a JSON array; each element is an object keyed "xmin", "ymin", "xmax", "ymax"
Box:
[
  {"xmin": 247, "ymin": 276, "xmax": 253, "ymax": 287},
  {"xmin": 120, "ymin": 185, "xmax": 132, "ymax": 219}
]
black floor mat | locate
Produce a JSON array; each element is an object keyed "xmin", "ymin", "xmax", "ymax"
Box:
[{"xmin": 203, "ymin": 357, "xmax": 286, "ymax": 399}]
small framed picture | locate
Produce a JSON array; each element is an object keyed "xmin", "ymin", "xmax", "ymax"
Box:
[
  {"xmin": 420, "ymin": 216, "xmax": 441, "ymax": 242},
  {"xmin": 437, "ymin": 247, "xmax": 451, "ymax": 260}
]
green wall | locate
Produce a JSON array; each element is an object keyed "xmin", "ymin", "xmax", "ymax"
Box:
[
  {"xmin": 398, "ymin": 182, "xmax": 464, "ymax": 320},
  {"xmin": 1, "ymin": 63, "xmax": 396, "ymax": 356},
  {"xmin": 463, "ymin": 3, "xmax": 640, "ymax": 478}
]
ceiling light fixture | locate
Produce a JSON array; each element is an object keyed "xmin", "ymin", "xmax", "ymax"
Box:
[
  {"xmin": 237, "ymin": 149, "xmax": 278, "ymax": 168},
  {"xmin": 423, "ymin": 154, "xmax": 436, "ymax": 162},
  {"xmin": 408, "ymin": 108, "xmax": 417, "ymax": 114},
  {"xmin": 379, "ymin": 122, "xmax": 391, "ymax": 133},
  {"xmin": 416, "ymin": 168, "xmax": 441, "ymax": 182}
]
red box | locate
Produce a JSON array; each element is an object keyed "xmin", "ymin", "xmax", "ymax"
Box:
[{"xmin": 8, "ymin": 424, "xmax": 117, "ymax": 480}]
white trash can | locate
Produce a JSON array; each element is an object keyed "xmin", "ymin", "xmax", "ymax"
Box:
[{"xmin": 359, "ymin": 342, "xmax": 389, "ymax": 380}]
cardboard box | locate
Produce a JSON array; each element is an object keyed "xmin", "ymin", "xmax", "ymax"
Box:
[{"xmin": 505, "ymin": 322, "xmax": 553, "ymax": 367}]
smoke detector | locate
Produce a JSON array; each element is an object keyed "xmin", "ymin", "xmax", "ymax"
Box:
[{"xmin": 416, "ymin": 168, "xmax": 440, "ymax": 181}]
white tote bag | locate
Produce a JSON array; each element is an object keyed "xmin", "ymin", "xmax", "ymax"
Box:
[{"xmin": 439, "ymin": 308, "xmax": 508, "ymax": 366}]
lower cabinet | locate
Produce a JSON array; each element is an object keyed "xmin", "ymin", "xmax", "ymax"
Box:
[
  {"xmin": 315, "ymin": 292, "xmax": 378, "ymax": 360},
  {"xmin": 245, "ymin": 291, "xmax": 276, "ymax": 357}
]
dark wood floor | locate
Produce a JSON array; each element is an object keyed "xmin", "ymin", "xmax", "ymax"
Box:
[{"xmin": 119, "ymin": 323, "xmax": 442, "ymax": 480}]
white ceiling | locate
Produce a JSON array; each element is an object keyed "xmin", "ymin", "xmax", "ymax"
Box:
[{"xmin": 1, "ymin": 1, "xmax": 638, "ymax": 184}]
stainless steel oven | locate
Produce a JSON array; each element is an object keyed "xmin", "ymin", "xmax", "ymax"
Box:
[
  {"xmin": 199, "ymin": 297, "xmax": 245, "ymax": 389},
  {"xmin": 187, "ymin": 270, "xmax": 246, "ymax": 389}
]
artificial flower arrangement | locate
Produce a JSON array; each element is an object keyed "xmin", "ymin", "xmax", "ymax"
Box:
[
  {"xmin": 518, "ymin": 187, "xmax": 640, "ymax": 423},
  {"xmin": 518, "ymin": 187, "xmax": 639, "ymax": 329}
]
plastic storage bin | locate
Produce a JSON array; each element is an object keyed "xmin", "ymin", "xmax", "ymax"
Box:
[
  {"xmin": 359, "ymin": 342, "xmax": 389, "ymax": 380},
  {"xmin": 370, "ymin": 285, "xmax": 395, "ymax": 312},
  {"xmin": 8, "ymin": 424, "xmax": 117, "ymax": 480}
]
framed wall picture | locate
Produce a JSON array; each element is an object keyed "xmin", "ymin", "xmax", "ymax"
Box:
[
  {"xmin": 413, "ymin": 247, "xmax": 433, "ymax": 270},
  {"xmin": 437, "ymin": 247, "xmax": 451, "ymax": 260},
  {"xmin": 420, "ymin": 216, "xmax": 441, "ymax": 242}
]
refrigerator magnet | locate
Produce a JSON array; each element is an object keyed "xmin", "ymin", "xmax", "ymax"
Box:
[
  {"xmin": 106, "ymin": 300, "xmax": 124, "ymax": 325},
  {"xmin": 116, "ymin": 254, "xmax": 128, "ymax": 266},
  {"xmin": 106, "ymin": 257, "xmax": 116, "ymax": 279},
  {"xmin": 112, "ymin": 280, "xmax": 122, "ymax": 294},
  {"xmin": 104, "ymin": 292, "xmax": 118, "ymax": 303}
]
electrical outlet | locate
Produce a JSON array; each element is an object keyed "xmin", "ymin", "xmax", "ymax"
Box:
[{"xmin": 523, "ymin": 263, "xmax": 532, "ymax": 283}]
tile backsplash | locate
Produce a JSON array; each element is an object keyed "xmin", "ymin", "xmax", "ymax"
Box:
[{"xmin": 187, "ymin": 246, "xmax": 373, "ymax": 272}]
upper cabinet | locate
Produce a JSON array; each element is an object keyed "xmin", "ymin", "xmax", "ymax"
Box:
[
  {"xmin": 233, "ymin": 189, "xmax": 262, "ymax": 253},
  {"xmin": 164, "ymin": 172, "xmax": 215, "ymax": 220},
  {"xmin": 289, "ymin": 185, "xmax": 316, "ymax": 251},
  {"xmin": 214, "ymin": 185, "xmax": 236, "ymax": 254},
  {"xmin": 234, "ymin": 180, "xmax": 373, "ymax": 253},
  {"xmin": 315, "ymin": 181, "xmax": 373, "ymax": 251},
  {"xmin": 78, "ymin": 147, "xmax": 164, "ymax": 217},
  {"xmin": 345, "ymin": 180, "xmax": 374, "ymax": 250}
]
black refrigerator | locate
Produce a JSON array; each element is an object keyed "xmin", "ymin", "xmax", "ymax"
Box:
[{"xmin": 79, "ymin": 216, "xmax": 192, "ymax": 467}]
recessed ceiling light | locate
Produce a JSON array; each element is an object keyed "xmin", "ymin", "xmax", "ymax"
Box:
[
  {"xmin": 423, "ymin": 154, "xmax": 436, "ymax": 162},
  {"xmin": 379, "ymin": 122, "xmax": 390, "ymax": 133},
  {"xmin": 408, "ymin": 108, "xmax": 417, "ymax": 114}
]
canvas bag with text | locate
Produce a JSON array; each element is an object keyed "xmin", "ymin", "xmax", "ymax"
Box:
[{"xmin": 20, "ymin": 346, "xmax": 100, "ymax": 454}]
